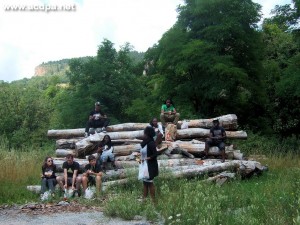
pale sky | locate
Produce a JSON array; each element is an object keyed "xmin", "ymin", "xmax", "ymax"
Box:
[{"xmin": 0, "ymin": 0, "xmax": 292, "ymax": 82}]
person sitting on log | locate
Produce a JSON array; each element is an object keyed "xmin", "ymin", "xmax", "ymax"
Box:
[
  {"xmin": 56, "ymin": 154, "xmax": 82, "ymax": 196},
  {"xmin": 98, "ymin": 135, "xmax": 117, "ymax": 172},
  {"xmin": 40, "ymin": 156, "xmax": 57, "ymax": 198},
  {"xmin": 149, "ymin": 117, "xmax": 164, "ymax": 148},
  {"xmin": 203, "ymin": 118, "xmax": 227, "ymax": 162},
  {"xmin": 160, "ymin": 99, "xmax": 180, "ymax": 130},
  {"xmin": 82, "ymin": 155, "xmax": 103, "ymax": 195},
  {"xmin": 85, "ymin": 101, "xmax": 110, "ymax": 137}
]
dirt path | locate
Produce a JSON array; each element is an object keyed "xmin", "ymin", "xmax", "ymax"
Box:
[{"xmin": 0, "ymin": 203, "xmax": 156, "ymax": 225}]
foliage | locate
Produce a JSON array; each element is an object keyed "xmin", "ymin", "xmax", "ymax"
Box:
[
  {"xmin": 1, "ymin": 0, "xmax": 300, "ymax": 146},
  {"xmin": 142, "ymin": 0, "xmax": 268, "ymax": 130},
  {"xmin": 262, "ymin": 10, "xmax": 300, "ymax": 136},
  {"xmin": 55, "ymin": 40, "xmax": 141, "ymax": 127}
]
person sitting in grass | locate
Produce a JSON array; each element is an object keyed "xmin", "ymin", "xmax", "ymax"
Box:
[
  {"xmin": 56, "ymin": 154, "xmax": 82, "ymax": 196},
  {"xmin": 41, "ymin": 156, "xmax": 57, "ymax": 197},
  {"xmin": 82, "ymin": 155, "xmax": 103, "ymax": 195}
]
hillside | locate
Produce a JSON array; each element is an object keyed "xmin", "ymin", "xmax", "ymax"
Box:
[
  {"xmin": 34, "ymin": 51, "xmax": 144, "ymax": 78},
  {"xmin": 34, "ymin": 59, "xmax": 71, "ymax": 77}
]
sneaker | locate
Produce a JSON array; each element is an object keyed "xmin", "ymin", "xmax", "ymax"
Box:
[
  {"xmin": 84, "ymin": 132, "xmax": 89, "ymax": 138},
  {"xmin": 74, "ymin": 190, "xmax": 79, "ymax": 197},
  {"xmin": 113, "ymin": 164, "xmax": 118, "ymax": 171}
]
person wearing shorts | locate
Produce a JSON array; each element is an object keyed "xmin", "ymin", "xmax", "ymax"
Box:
[
  {"xmin": 82, "ymin": 155, "xmax": 102, "ymax": 194},
  {"xmin": 56, "ymin": 154, "xmax": 82, "ymax": 195}
]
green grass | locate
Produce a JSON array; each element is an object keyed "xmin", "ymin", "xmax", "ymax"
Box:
[
  {"xmin": 0, "ymin": 137, "xmax": 50, "ymax": 204},
  {"xmin": 0, "ymin": 133, "xmax": 300, "ymax": 224}
]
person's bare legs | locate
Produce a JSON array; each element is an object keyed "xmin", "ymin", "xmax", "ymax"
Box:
[
  {"xmin": 143, "ymin": 182, "xmax": 149, "ymax": 200},
  {"xmin": 82, "ymin": 174, "xmax": 88, "ymax": 193},
  {"xmin": 56, "ymin": 176, "xmax": 64, "ymax": 190},
  {"xmin": 75, "ymin": 176, "xmax": 82, "ymax": 193},
  {"xmin": 149, "ymin": 182, "xmax": 156, "ymax": 204},
  {"xmin": 96, "ymin": 173, "xmax": 102, "ymax": 193}
]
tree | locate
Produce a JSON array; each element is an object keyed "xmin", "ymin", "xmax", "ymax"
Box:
[
  {"xmin": 60, "ymin": 39, "xmax": 140, "ymax": 127},
  {"xmin": 145, "ymin": 0, "xmax": 268, "ymax": 128}
]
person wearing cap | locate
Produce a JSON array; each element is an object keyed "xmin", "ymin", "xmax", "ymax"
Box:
[
  {"xmin": 203, "ymin": 119, "xmax": 227, "ymax": 162},
  {"xmin": 85, "ymin": 101, "xmax": 110, "ymax": 137}
]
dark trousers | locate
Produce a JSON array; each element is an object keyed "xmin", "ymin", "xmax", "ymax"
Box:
[
  {"xmin": 85, "ymin": 118, "xmax": 110, "ymax": 133},
  {"xmin": 41, "ymin": 178, "xmax": 57, "ymax": 193}
]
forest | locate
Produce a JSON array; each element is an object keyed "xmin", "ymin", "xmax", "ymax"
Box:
[{"xmin": 0, "ymin": 0, "xmax": 299, "ymax": 149}]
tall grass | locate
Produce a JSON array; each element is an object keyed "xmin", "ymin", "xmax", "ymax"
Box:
[{"xmin": 0, "ymin": 137, "xmax": 52, "ymax": 204}]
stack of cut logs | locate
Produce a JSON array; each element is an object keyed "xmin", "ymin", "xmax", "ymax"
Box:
[
  {"xmin": 27, "ymin": 114, "xmax": 267, "ymax": 193},
  {"xmin": 46, "ymin": 114, "xmax": 265, "ymax": 180}
]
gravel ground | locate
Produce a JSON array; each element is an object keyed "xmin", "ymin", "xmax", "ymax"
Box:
[{"xmin": 0, "ymin": 203, "xmax": 157, "ymax": 225}]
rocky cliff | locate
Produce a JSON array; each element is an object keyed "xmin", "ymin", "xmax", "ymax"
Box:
[{"xmin": 34, "ymin": 59, "xmax": 70, "ymax": 77}]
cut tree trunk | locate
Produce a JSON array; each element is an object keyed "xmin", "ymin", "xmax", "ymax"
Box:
[
  {"xmin": 55, "ymin": 149, "xmax": 76, "ymax": 157},
  {"xmin": 177, "ymin": 114, "xmax": 238, "ymax": 130},
  {"xmin": 106, "ymin": 123, "xmax": 148, "ymax": 132},
  {"xmin": 167, "ymin": 140, "xmax": 243, "ymax": 159},
  {"xmin": 48, "ymin": 114, "xmax": 239, "ymax": 139},
  {"xmin": 53, "ymin": 158, "xmax": 199, "ymax": 172},
  {"xmin": 27, "ymin": 178, "xmax": 129, "ymax": 193},
  {"xmin": 75, "ymin": 144, "xmax": 142, "ymax": 158},
  {"xmin": 176, "ymin": 129, "xmax": 247, "ymax": 139},
  {"xmin": 56, "ymin": 138, "xmax": 84, "ymax": 149},
  {"xmin": 48, "ymin": 128, "xmax": 85, "ymax": 139},
  {"xmin": 27, "ymin": 159, "xmax": 265, "ymax": 192}
]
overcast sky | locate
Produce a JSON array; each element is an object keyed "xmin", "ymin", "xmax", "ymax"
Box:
[{"xmin": 0, "ymin": 0, "xmax": 292, "ymax": 82}]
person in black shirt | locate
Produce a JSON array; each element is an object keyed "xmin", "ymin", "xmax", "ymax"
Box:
[
  {"xmin": 85, "ymin": 101, "xmax": 110, "ymax": 137},
  {"xmin": 203, "ymin": 119, "xmax": 227, "ymax": 162},
  {"xmin": 82, "ymin": 155, "xmax": 103, "ymax": 194},
  {"xmin": 56, "ymin": 154, "xmax": 82, "ymax": 193},
  {"xmin": 41, "ymin": 156, "xmax": 57, "ymax": 195}
]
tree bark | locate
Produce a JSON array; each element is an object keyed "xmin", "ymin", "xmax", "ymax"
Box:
[
  {"xmin": 106, "ymin": 123, "xmax": 148, "ymax": 132},
  {"xmin": 47, "ymin": 128, "xmax": 85, "ymax": 139},
  {"xmin": 56, "ymin": 138, "xmax": 83, "ymax": 149},
  {"xmin": 176, "ymin": 128, "xmax": 247, "ymax": 139},
  {"xmin": 177, "ymin": 114, "xmax": 238, "ymax": 130},
  {"xmin": 55, "ymin": 149, "xmax": 76, "ymax": 157}
]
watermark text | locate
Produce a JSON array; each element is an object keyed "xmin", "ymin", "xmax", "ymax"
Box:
[{"xmin": 4, "ymin": 4, "xmax": 76, "ymax": 12}]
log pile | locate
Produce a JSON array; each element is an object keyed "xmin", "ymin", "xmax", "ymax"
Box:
[{"xmin": 27, "ymin": 114, "xmax": 267, "ymax": 193}]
